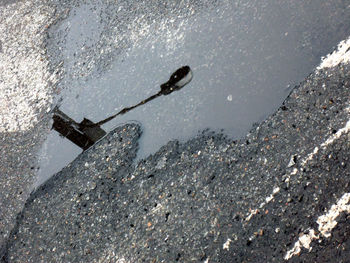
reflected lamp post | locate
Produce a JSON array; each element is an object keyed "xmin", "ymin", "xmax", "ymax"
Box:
[{"xmin": 52, "ymin": 66, "xmax": 193, "ymax": 150}]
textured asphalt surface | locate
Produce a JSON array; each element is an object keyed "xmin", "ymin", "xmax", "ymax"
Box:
[
  {"xmin": 2, "ymin": 63, "xmax": 350, "ymax": 262},
  {"xmin": 0, "ymin": 0, "xmax": 57, "ymax": 251},
  {"xmin": 1, "ymin": 0, "xmax": 350, "ymax": 262}
]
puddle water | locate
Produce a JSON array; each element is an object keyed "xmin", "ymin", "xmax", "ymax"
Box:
[{"xmin": 35, "ymin": 0, "xmax": 350, "ymax": 187}]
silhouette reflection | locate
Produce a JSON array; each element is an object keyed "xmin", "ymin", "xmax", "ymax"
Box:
[
  {"xmin": 52, "ymin": 66, "xmax": 193, "ymax": 150},
  {"xmin": 52, "ymin": 108, "xmax": 107, "ymax": 150}
]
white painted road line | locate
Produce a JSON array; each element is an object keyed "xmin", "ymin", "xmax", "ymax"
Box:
[
  {"xmin": 284, "ymin": 116, "xmax": 350, "ymax": 260},
  {"xmin": 284, "ymin": 229, "xmax": 318, "ymax": 260},
  {"xmin": 246, "ymin": 36, "xmax": 350, "ymax": 260},
  {"xmin": 245, "ymin": 186, "xmax": 280, "ymax": 222},
  {"xmin": 301, "ymin": 115, "xmax": 350, "ymax": 167},
  {"xmin": 285, "ymin": 193, "xmax": 350, "ymax": 260},
  {"xmin": 317, "ymin": 36, "xmax": 350, "ymax": 70},
  {"xmin": 285, "ymin": 115, "xmax": 350, "ymax": 183},
  {"xmin": 246, "ymin": 115, "xmax": 350, "ymax": 223},
  {"xmin": 317, "ymin": 193, "xmax": 350, "ymax": 238}
]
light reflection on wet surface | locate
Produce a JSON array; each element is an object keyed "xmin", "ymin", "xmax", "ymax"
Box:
[{"xmin": 35, "ymin": 0, "xmax": 350, "ymax": 187}]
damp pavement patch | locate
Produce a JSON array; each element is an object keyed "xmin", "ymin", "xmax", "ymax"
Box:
[
  {"xmin": 40, "ymin": 0, "xmax": 350, "ymax": 179},
  {"xmin": 0, "ymin": 0, "xmax": 60, "ymax": 251},
  {"xmin": 2, "ymin": 63, "xmax": 350, "ymax": 262}
]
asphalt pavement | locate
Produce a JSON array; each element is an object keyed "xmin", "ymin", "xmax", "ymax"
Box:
[
  {"xmin": 0, "ymin": 0, "xmax": 58, "ymax": 252},
  {"xmin": 2, "ymin": 61, "xmax": 350, "ymax": 262}
]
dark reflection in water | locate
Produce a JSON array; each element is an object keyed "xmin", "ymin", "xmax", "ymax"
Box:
[
  {"xmin": 53, "ymin": 66, "xmax": 193, "ymax": 150},
  {"xmin": 37, "ymin": 0, "xmax": 350, "ymax": 188},
  {"xmin": 52, "ymin": 108, "xmax": 106, "ymax": 150}
]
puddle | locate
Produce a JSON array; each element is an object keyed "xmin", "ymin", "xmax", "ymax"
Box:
[{"xmin": 35, "ymin": 0, "xmax": 350, "ymax": 187}]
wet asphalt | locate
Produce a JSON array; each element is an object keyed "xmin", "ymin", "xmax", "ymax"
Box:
[
  {"xmin": 38, "ymin": 0, "xmax": 350, "ymax": 183},
  {"xmin": 1, "ymin": 0, "xmax": 350, "ymax": 262},
  {"xmin": 2, "ymin": 64, "xmax": 350, "ymax": 262}
]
